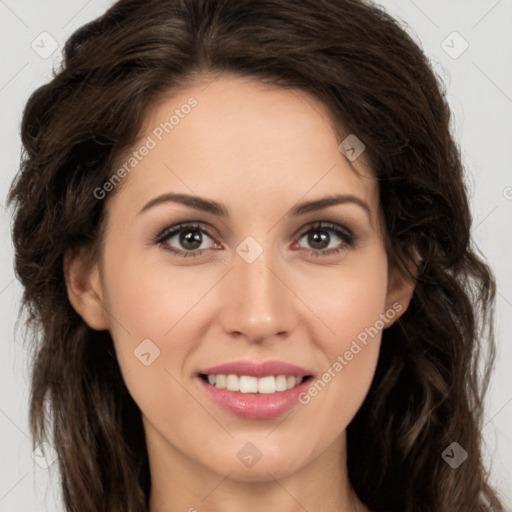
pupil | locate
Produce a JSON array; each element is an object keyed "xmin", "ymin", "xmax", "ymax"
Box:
[
  {"xmin": 180, "ymin": 230, "xmax": 202, "ymax": 250},
  {"xmin": 309, "ymin": 231, "xmax": 329, "ymax": 249}
]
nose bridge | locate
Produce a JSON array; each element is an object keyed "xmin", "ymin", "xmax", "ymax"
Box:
[{"xmin": 220, "ymin": 238, "xmax": 295, "ymax": 343}]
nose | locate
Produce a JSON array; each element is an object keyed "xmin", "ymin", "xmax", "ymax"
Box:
[{"xmin": 219, "ymin": 247, "xmax": 298, "ymax": 345}]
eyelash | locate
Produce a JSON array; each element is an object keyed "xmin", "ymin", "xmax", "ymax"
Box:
[{"xmin": 153, "ymin": 221, "xmax": 357, "ymax": 259}]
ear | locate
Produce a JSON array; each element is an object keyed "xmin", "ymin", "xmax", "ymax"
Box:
[
  {"xmin": 384, "ymin": 252, "xmax": 419, "ymax": 323},
  {"xmin": 63, "ymin": 246, "xmax": 110, "ymax": 330}
]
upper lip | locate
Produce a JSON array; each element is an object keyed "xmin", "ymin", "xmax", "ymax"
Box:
[{"xmin": 198, "ymin": 360, "xmax": 315, "ymax": 378}]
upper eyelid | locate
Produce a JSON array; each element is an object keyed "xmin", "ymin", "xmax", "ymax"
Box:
[
  {"xmin": 155, "ymin": 222, "xmax": 217, "ymax": 243},
  {"xmin": 299, "ymin": 221, "xmax": 353, "ymax": 236}
]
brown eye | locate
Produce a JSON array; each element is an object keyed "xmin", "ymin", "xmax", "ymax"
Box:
[
  {"xmin": 155, "ymin": 223, "xmax": 218, "ymax": 257},
  {"xmin": 295, "ymin": 222, "xmax": 356, "ymax": 257},
  {"xmin": 179, "ymin": 229, "xmax": 204, "ymax": 250},
  {"xmin": 306, "ymin": 230, "xmax": 331, "ymax": 250}
]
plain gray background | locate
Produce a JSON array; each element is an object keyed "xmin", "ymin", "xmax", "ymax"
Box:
[{"xmin": 1, "ymin": 1, "xmax": 511, "ymax": 510}]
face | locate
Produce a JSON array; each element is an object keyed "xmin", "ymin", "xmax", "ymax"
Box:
[{"xmin": 67, "ymin": 73, "xmax": 412, "ymax": 486}]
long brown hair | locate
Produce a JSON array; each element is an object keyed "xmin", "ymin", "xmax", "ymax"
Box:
[{"xmin": 8, "ymin": 0, "xmax": 504, "ymax": 510}]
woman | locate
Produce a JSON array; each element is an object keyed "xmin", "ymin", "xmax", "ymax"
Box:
[{"xmin": 8, "ymin": 0, "xmax": 505, "ymax": 510}]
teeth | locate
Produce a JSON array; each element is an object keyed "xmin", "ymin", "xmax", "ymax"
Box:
[
  {"xmin": 275, "ymin": 375, "xmax": 287, "ymax": 392},
  {"xmin": 240, "ymin": 375, "xmax": 258, "ymax": 393},
  {"xmin": 226, "ymin": 374, "xmax": 240, "ymax": 392},
  {"xmin": 216, "ymin": 375, "xmax": 226, "ymax": 389},
  {"xmin": 258, "ymin": 376, "xmax": 275, "ymax": 394},
  {"xmin": 205, "ymin": 374, "xmax": 305, "ymax": 393}
]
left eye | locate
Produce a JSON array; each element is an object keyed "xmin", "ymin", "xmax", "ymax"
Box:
[{"xmin": 294, "ymin": 222, "xmax": 355, "ymax": 255}]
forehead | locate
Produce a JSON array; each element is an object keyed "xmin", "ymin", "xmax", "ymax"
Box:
[{"xmin": 108, "ymin": 74, "xmax": 379, "ymax": 225}]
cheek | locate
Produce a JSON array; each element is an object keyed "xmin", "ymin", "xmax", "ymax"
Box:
[
  {"xmin": 295, "ymin": 254, "xmax": 388, "ymax": 417},
  {"xmin": 102, "ymin": 229, "xmax": 211, "ymax": 331},
  {"xmin": 99, "ymin": 243, "xmax": 193, "ymax": 374},
  {"xmin": 100, "ymin": 242, "xmax": 231, "ymax": 414},
  {"xmin": 100, "ymin": 258, "xmax": 201, "ymax": 426},
  {"xmin": 303, "ymin": 253, "xmax": 389, "ymax": 351}
]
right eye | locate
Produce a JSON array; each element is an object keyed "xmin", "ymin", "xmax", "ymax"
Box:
[{"xmin": 154, "ymin": 222, "xmax": 221, "ymax": 257}]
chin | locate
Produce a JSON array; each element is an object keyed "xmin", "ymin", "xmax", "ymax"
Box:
[{"xmin": 204, "ymin": 439, "xmax": 314, "ymax": 482}]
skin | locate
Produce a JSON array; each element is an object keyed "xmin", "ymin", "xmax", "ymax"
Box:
[{"xmin": 65, "ymin": 73, "xmax": 414, "ymax": 512}]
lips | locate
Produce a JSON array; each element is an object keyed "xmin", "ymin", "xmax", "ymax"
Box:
[{"xmin": 196, "ymin": 360, "xmax": 315, "ymax": 419}]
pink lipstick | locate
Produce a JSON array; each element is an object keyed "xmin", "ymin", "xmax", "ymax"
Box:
[{"xmin": 196, "ymin": 360, "xmax": 315, "ymax": 419}]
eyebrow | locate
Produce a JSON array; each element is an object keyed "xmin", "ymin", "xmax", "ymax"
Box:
[{"xmin": 138, "ymin": 192, "xmax": 372, "ymax": 220}]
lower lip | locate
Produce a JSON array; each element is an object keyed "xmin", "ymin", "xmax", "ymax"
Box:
[{"xmin": 197, "ymin": 376, "xmax": 313, "ymax": 419}]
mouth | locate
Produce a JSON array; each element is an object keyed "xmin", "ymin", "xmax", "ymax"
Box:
[{"xmin": 195, "ymin": 360, "xmax": 316, "ymax": 419}]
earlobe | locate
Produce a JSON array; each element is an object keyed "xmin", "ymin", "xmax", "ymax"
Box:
[{"xmin": 63, "ymin": 247, "xmax": 110, "ymax": 330}]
